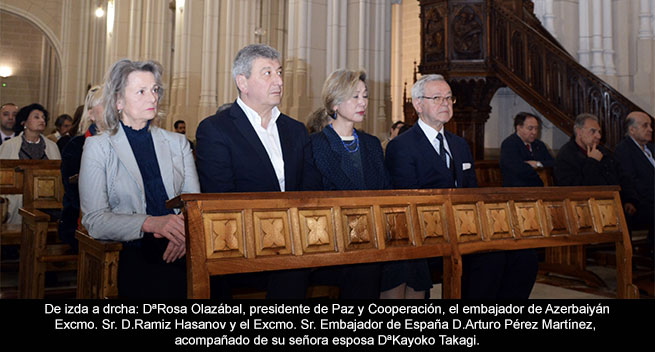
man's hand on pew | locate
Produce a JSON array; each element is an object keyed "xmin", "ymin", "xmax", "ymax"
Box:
[{"xmin": 143, "ymin": 213, "xmax": 186, "ymax": 247}]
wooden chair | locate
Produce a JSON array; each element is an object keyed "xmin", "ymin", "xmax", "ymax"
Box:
[{"xmin": 169, "ymin": 186, "xmax": 638, "ymax": 299}]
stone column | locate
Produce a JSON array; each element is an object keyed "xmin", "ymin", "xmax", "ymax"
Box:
[
  {"xmin": 198, "ymin": 0, "xmax": 220, "ymax": 123},
  {"xmin": 578, "ymin": 0, "xmax": 591, "ymax": 67},
  {"xmin": 590, "ymin": 0, "xmax": 604, "ymax": 74},
  {"xmin": 602, "ymin": 0, "xmax": 616, "ymax": 76}
]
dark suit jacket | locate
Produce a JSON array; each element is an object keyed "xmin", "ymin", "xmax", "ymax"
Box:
[
  {"xmin": 614, "ymin": 137, "xmax": 654, "ymax": 207},
  {"xmin": 385, "ymin": 124, "xmax": 477, "ymax": 189},
  {"xmin": 554, "ymin": 138, "xmax": 620, "ymax": 186},
  {"xmin": 500, "ymin": 133, "xmax": 554, "ymax": 187},
  {"xmin": 58, "ymin": 134, "xmax": 86, "ymax": 251},
  {"xmin": 310, "ymin": 126, "xmax": 392, "ymax": 191},
  {"xmin": 195, "ymin": 102, "xmax": 321, "ymax": 193}
]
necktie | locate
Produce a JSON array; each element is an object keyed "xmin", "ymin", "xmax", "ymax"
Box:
[
  {"xmin": 644, "ymin": 146, "xmax": 655, "ymax": 167},
  {"xmin": 3, "ymin": 136, "xmax": 9, "ymax": 141},
  {"xmin": 436, "ymin": 133, "xmax": 450, "ymax": 168},
  {"xmin": 526, "ymin": 143, "xmax": 532, "ymax": 152}
]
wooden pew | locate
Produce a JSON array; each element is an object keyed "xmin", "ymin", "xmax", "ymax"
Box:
[
  {"xmin": 12, "ymin": 160, "xmax": 77, "ymax": 298},
  {"xmin": 169, "ymin": 186, "xmax": 638, "ymax": 299},
  {"xmin": 75, "ymin": 229, "xmax": 122, "ymax": 299}
]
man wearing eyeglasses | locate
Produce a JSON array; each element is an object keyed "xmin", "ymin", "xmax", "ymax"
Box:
[{"xmin": 386, "ymin": 74, "xmax": 502, "ymax": 299}]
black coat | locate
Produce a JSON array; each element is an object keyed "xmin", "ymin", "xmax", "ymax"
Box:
[
  {"xmin": 500, "ymin": 133, "xmax": 554, "ymax": 187},
  {"xmin": 614, "ymin": 137, "xmax": 654, "ymax": 207},
  {"xmin": 310, "ymin": 126, "xmax": 391, "ymax": 191},
  {"xmin": 554, "ymin": 138, "xmax": 620, "ymax": 186}
]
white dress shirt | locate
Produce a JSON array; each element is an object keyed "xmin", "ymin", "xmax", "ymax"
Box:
[
  {"xmin": 236, "ymin": 97, "xmax": 286, "ymax": 191},
  {"xmin": 418, "ymin": 118, "xmax": 452, "ymax": 168},
  {"xmin": 630, "ymin": 135, "xmax": 655, "ymax": 168}
]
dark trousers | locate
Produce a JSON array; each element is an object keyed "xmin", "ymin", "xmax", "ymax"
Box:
[
  {"xmin": 461, "ymin": 250, "xmax": 538, "ymax": 299},
  {"xmin": 311, "ymin": 263, "xmax": 382, "ymax": 299},
  {"xmin": 117, "ymin": 237, "xmax": 187, "ymax": 299},
  {"xmin": 211, "ymin": 269, "xmax": 312, "ymax": 299}
]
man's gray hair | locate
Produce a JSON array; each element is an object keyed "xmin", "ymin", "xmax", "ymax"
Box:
[
  {"xmin": 232, "ymin": 44, "xmax": 281, "ymax": 83},
  {"xmin": 574, "ymin": 113, "xmax": 599, "ymax": 129},
  {"xmin": 411, "ymin": 74, "xmax": 447, "ymax": 100}
]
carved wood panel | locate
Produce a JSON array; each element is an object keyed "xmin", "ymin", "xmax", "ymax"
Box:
[
  {"xmin": 483, "ymin": 202, "xmax": 513, "ymax": 240},
  {"xmin": 203, "ymin": 212, "xmax": 245, "ymax": 259},
  {"xmin": 254, "ymin": 211, "xmax": 293, "ymax": 256},
  {"xmin": 340, "ymin": 208, "xmax": 377, "ymax": 251},
  {"xmin": 570, "ymin": 201, "xmax": 595, "ymax": 234},
  {"xmin": 381, "ymin": 206, "xmax": 413, "ymax": 247},
  {"xmin": 417, "ymin": 204, "xmax": 448, "ymax": 244},
  {"xmin": 453, "ymin": 204, "xmax": 482, "ymax": 242},
  {"xmin": 298, "ymin": 209, "xmax": 337, "ymax": 254},
  {"xmin": 594, "ymin": 199, "xmax": 620, "ymax": 233},
  {"xmin": 543, "ymin": 201, "xmax": 569, "ymax": 236},
  {"xmin": 513, "ymin": 201, "xmax": 543, "ymax": 238}
]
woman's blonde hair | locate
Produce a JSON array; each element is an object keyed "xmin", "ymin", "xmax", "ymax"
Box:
[
  {"xmin": 102, "ymin": 59, "xmax": 165, "ymax": 135},
  {"xmin": 77, "ymin": 85, "xmax": 104, "ymax": 135},
  {"xmin": 321, "ymin": 69, "xmax": 367, "ymax": 117}
]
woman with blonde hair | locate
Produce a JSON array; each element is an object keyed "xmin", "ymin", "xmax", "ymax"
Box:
[
  {"xmin": 309, "ymin": 69, "xmax": 388, "ymax": 298},
  {"xmin": 58, "ymin": 85, "xmax": 105, "ymax": 251},
  {"xmin": 79, "ymin": 59, "xmax": 199, "ymax": 298}
]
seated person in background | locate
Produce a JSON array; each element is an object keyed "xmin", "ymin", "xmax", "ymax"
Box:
[
  {"xmin": 46, "ymin": 113, "xmax": 73, "ymax": 143},
  {"xmin": 381, "ymin": 120, "xmax": 405, "ymax": 151},
  {"xmin": 0, "ymin": 103, "xmax": 18, "ymax": 144},
  {"xmin": 309, "ymin": 69, "xmax": 384, "ymax": 299},
  {"xmin": 80, "ymin": 59, "xmax": 199, "ymax": 299},
  {"xmin": 56, "ymin": 105, "xmax": 84, "ymax": 153},
  {"xmin": 498, "ymin": 112, "xmax": 555, "ymax": 299},
  {"xmin": 0, "ymin": 103, "xmax": 61, "ymax": 224},
  {"xmin": 174, "ymin": 119, "xmax": 194, "ymax": 151},
  {"xmin": 554, "ymin": 113, "xmax": 619, "ymax": 186},
  {"xmin": 500, "ymin": 112, "xmax": 554, "ymax": 187},
  {"xmin": 58, "ymin": 86, "xmax": 104, "ymax": 252},
  {"xmin": 614, "ymin": 111, "xmax": 654, "ymax": 259}
]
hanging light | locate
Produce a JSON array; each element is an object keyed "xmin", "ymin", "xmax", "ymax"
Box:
[{"xmin": 95, "ymin": 7, "xmax": 105, "ymax": 18}]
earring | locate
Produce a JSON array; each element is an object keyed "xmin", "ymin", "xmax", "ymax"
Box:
[{"xmin": 332, "ymin": 111, "xmax": 337, "ymax": 120}]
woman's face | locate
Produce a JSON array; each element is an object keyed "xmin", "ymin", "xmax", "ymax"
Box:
[
  {"xmin": 23, "ymin": 109, "xmax": 47, "ymax": 133},
  {"xmin": 89, "ymin": 104, "xmax": 104, "ymax": 123},
  {"xmin": 334, "ymin": 80, "xmax": 368, "ymax": 123},
  {"xmin": 117, "ymin": 71, "xmax": 159, "ymax": 127}
]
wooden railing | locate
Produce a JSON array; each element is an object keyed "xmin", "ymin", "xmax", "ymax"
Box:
[{"xmin": 488, "ymin": 1, "xmax": 649, "ymax": 148}]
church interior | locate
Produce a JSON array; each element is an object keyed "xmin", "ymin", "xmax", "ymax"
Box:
[{"xmin": 0, "ymin": 0, "xmax": 653, "ymax": 299}]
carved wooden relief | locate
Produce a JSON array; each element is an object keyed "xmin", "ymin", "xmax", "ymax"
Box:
[
  {"xmin": 595, "ymin": 199, "xmax": 619, "ymax": 233},
  {"xmin": 0, "ymin": 169, "xmax": 16, "ymax": 187},
  {"xmin": 254, "ymin": 211, "xmax": 292, "ymax": 256},
  {"xmin": 484, "ymin": 202, "xmax": 513, "ymax": 240},
  {"xmin": 203, "ymin": 212, "xmax": 244, "ymax": 259},
  {"xmin": 299, "ymin": 209, "xmax": 336, "ymax": 254},
  {"xmin": 382, "ymin": 206, "xmax": 413, "ymax": 247},
  {"xmin": 543, "ymin": 201, "xmax": 569, "ymax": 236},
  {"xmin": 423, "ymin": 3, "xmax": 446, "ymax": 62},
  {"xmin": 417, "ymin": 205, "xmax": 448, "ymax": 244},
  {"xmin": 341, "ymin": 208, "xmax": 376, "ymax": 251},
  {"xmin": 571, "ymin": 201, "xmax": 595, "ymax": 234},
  {"xmin": 452, "ymin": 5, "xmax": 483, "ymax": 60},
  {"xmin": 453, "ymin": 204, "xmax": 482, "ymax": 242},
  {"xmin": 35, "ymin": 177, "xmax": 57, "ymax": 200},
  {"xmin": 514, "ymin": 202, "xmax": 543, "ymax": 237}
]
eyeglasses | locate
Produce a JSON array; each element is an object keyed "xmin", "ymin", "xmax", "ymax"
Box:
[{"xmin": 420, "ymin": 95, "xmax": 456, "ymax": 104}]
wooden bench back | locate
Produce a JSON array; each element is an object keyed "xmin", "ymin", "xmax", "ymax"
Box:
[
  {"xmin": 0, "ymin": 160, "xmax": 62, "ymax": 209},
  {"xmin": 474, "ymin": 160, "xmax": 553, "ymax": 187},
  {"xmin": 169, "ymin": 186, "xmax": 637, "ymax": 299}
]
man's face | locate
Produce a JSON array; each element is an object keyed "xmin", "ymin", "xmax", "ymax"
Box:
[
  {"xmin": 175, "ymin": 122, "xmax": 186, "ymax": 134},
  {"xmin": 1, "ymin": 104, "xmax": 18, "ymax": 131},
  {"xmin": 576, "ymin": 118, "xmax": 602, "ymax": 148},
  {"xmin": 237, "ymin": 58, "xmax": 283, "ymax": 110},
  {"xmin": 58, "ymin": 119, "xmax": 72, "ymax": 135},
  {"xmin": 413, "ymin": 80, "xmax": 454, "ymax": 129},
  {"xmin": 516, "ymin": 116, "xmax": 540, "ymax": 144},
  {"xmin": 628, "ymin": 112, "xmax": 653, "ymax": 145}
]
